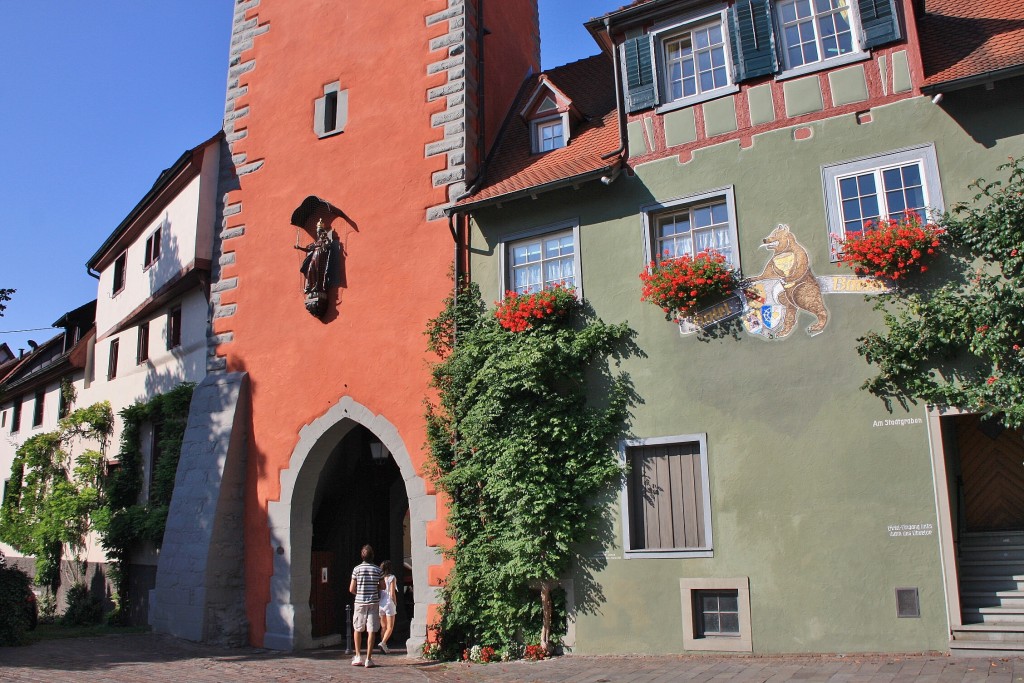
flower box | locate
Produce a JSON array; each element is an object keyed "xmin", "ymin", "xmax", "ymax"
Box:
[
  {"xmin": 833, "ymin": 216, "xmax": 944, "ymax": 281},
  {"xmin": 494, "ymin": 284, "xmax": 578, "ymax": 332},
  {"xmin": 639, "ymin": 250, "xmax": 740, "ymax": 321}
]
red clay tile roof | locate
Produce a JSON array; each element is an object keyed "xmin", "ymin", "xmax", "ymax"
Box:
[
  {"xmin": 920, "ymin": 0, "xmax": 1024, "ymax": 89},
  {"xmin": 455, "ymin": 54, "xmax": 620, "ymax": 209}
]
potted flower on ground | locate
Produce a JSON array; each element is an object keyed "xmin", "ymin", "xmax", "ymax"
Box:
[
  {"xmin": 833, "ymin": 214, "xmax": 944, "ymax": 281},
  {"xmin": 639, "ymin": 249, "xmax": 740, "ymax": 321}
]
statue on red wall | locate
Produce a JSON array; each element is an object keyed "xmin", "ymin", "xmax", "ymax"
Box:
[{"xmin": 295, "ymin": 219, "xmax": 334, "ymax": 318}]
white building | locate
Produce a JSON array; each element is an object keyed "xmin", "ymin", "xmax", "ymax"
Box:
[{"xmin": 0, "ymin": 132, "xmax": 222, "ymax": 620}]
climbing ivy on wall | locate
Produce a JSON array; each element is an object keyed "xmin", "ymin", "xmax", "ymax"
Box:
[
  {"xmin": 0, "ymin": 402, "xmax": 113, "ymax": 593},
  {"xmin": 93, "ymin": 382, "xmax": 194, "ymax": 623},
  {"xmin": 424, "ymin": 280, "xmax": 633, "ymax": 656},
  {"xmin": 858, "ymin": 158, "xmax": 1024, "ymax": 427}
]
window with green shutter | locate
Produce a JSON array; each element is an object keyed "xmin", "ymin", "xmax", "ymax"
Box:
[
  {"xmin": 622, "ymin": 35, "xmax": 658, "ymax": 113},
  {"xmin": 857, "ymin": 0, "xmax": 901, "ymax": 48},
  {"xmin": 728, "ymin": 0, "xmax": 778, "ymax": 82}
]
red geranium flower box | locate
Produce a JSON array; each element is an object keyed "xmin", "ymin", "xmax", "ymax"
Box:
[
  {"xmin": 833, "ymin": 215, "xmax": 944, "ymax": 281},
  {"xmin": 639, "ymin": 249, "xmax": 739, "ymax": 321},
  {"xmin": 494, "ymin": 284, "xmax": 578, "ymax": 332}
]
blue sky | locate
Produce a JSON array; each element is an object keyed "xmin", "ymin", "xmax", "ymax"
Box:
[{"xmin": 0, "ymin": 1, "xmax": 623, "ymax": 355}]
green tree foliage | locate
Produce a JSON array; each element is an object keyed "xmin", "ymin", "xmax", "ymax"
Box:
[
  {"xmin": 92, "ymin": 382, "xmax": 194, "ymax": 623},
  {"xmin": 859, "ymin": 159, "xmax": 1024, "ymax": 427},
  {"xmin": 0, "ymin": 288, "xmax": 12, "ymax": 317},
  {"xmin": 0, "ymin": 403, "xmax": 113, "ymax": 592},
  {"xmin": 425, "ymin": 280, "xmax": 632, "ymax": 654}
]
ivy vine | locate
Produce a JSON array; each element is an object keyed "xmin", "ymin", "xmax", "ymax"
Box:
[
  {"xmin": 425, "ymin": 280, "xmax": 633, "ymax": 656},
  {"xmin": 858, "ymin": 158, "xmax": 1024, "ymax": 427},
  {"xmin": 93, "ymin": 382, "xmax": 194, "ymax": 623},
  {"xmin": 0, "ymin": 401, "xmax": 113, "ymax": 593}
]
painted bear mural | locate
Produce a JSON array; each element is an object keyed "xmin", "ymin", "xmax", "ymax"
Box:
[{"xmin": 744, "ymin": 224, "xmax": 829, "ymax": 339}]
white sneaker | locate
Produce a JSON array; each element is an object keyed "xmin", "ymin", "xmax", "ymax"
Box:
[
  {"xmin": 364, "ymin": 658, "xmax": 376, "ymax": 668},
  {"xmin": 379, "ymin": 641, "xmax": 390, "ymax": 654},
  {"xmin": 351, "ymin": 656, "xmax": 363, "ymax": 666}
]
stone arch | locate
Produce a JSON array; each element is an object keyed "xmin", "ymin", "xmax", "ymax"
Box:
[{"xmin": 262, "ymin": 395, "xmax": 439, "ymax": 651}]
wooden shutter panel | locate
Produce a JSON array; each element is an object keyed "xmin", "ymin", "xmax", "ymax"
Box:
[
  {"xmin": 858, "ymin": 0, "xmax": 901, "ymax": 48},
  {"xmin": 728, "ymin": 0, "xmax": 778, "ymax": 82},
  {"xmin": 622, "ymin": 35, "xmax": 658, "ymax": 113}
]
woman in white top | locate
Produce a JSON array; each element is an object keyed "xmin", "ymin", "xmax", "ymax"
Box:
[{"xmin": 377, "ymin": 560, "xmax": 398, "ymax": 653}]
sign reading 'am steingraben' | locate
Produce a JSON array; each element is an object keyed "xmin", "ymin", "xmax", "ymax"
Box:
[{"xmin": 873, "ymin": 417, "xmax": 924, "ymax": 428}]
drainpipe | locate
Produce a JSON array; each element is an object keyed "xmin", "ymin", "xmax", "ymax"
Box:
[
  {"xmin": 86, "ymin": 266, "xmax": 100, "ymax": 280},
  {"xmin": 601, "ymin": 16, "xmax": 628, "ymax": 162}
]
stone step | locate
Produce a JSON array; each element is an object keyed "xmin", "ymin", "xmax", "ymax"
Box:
[
  {"xmin": 953, "ymin": 623, "xmax": 1024, "ymax": 642},
  {"xmin": 961, "ymin": 605, "xmax": 1024, "ymax": 624},
  {"xmin": 959, "ymin": 546, "xmax": 1024, "ymax": 562},
  {"xmin": 961, "ymin": 591, "xmax": 1024, "ymax": 609},
  {"xmin": 960, "ymin": 532, "xmax": 1024, "ymax": 548},
  {"xmin": 950, "ymin": 639, "xmax": 1024, "ymax": 657},
  {"xmin": 959, "ymin": 560, "xmax": 1024, "ymax": 576}
]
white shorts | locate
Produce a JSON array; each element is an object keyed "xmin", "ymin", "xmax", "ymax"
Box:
[
  {"xmin": 353, "ymin": 602, "xmax": 380, "ymax": 632},
  {"xmin": 379, "ymin": 599, "xmax": 396, "ymax": 617}
]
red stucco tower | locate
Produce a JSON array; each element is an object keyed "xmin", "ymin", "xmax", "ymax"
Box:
[{"xmin": 150, "ymin": 0, "xmax": 539, "ymax": 650}]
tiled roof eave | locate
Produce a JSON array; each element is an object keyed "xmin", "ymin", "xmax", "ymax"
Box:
[
  {"xmin": 921, "ymin": 62, "xmax": 1024, "ymax": 93},
  {"xmin": 447, "ymin": 161, "xmax": 621, "ymax": 216}
]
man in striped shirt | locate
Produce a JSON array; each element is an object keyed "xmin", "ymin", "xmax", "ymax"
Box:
[{"xmin": 349, "ymin": 544, "xmax": 385, "ymax": 668}]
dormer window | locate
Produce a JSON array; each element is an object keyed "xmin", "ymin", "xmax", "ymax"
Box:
[
  {"xmin": 536, "ymin": 119, "xmax": 566, "ymax": 152},
  {"xmin": 522, "ymin": 79, "xmax": 577, "ymax": 154}
]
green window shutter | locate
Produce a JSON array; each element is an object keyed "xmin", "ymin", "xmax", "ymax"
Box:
[
  {"xmin": 858, "ymin": 0, "xmax": 901, "ymax": 48},
  {"xmin": 728, "ymin": 0, "xmax": 778, "ymax": 82},
  {"xmin": 623, "ymin": 35, "xmax": 658, "ymax": 113}
]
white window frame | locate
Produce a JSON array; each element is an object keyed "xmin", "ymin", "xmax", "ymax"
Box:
[
  {"xmin": 499, "ymin": 220, "xmax": 582, "ymax": 298},
  {"xmin": 531, "ymin": 114, "xmax": 569, "ymax": 154},
  {"xmin": 822, "ymin": 144, "xmax": 943, "ymax": 261},
  {"xmin": 641, "ymin": 186, "xmax": 740, "ymax": 272},
  {"xmin": 620, "ymin": 433, "xmax": 713, "ymax": 559},
  {"xmin": 651, "ymin": 5, "xmax": 738, "ymax": 113},
  {"xmin": 775, "ymin": 0, "xmax": 867, "ymax": 80}
]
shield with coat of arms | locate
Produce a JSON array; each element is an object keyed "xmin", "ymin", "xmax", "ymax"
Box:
[{"xmin": 760, "ymin": 305, "xmax": 784, "ymax": 330}]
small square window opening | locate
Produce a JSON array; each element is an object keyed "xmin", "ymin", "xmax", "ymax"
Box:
[
  {"xmin": 144, "ymin": 228, "xmax": 162, "ymax": 268},
  {"xmin": 695, "ymin": 590, "xmax": 740, "ymax": 637}
]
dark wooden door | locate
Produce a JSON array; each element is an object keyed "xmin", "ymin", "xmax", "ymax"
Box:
[
  {"xmin": 310, "ymin": 551, "xmax": 336, "ymax": 637},
  {"xmin": 958, "ymin": 414, "xmax": 1024, "ymax": 532}
]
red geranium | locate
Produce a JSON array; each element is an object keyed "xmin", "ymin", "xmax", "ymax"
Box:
[
  {"xmin": 833, "ymin": 215, "xmax": 944, "ymax": 281},
  {"xmin": 639, "ymin": 249, "xmax": 739, "ymax": 321},
  {"xmin": 494, "ymin": 284, "xmax": 578, "ymax": 332}
]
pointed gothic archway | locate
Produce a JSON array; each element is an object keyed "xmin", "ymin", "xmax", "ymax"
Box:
[{"xmin": 262, "ymin": 396, "xmax": 440, "ymax": 651}]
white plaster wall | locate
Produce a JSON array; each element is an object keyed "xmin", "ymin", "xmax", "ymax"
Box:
[
  {"xmin": 95, "ymin": 174, "xmax": 204, "ymax": 337},
  {"xmin": 0, "ymin": 371, "xmax": 98, "ymax": 561}
]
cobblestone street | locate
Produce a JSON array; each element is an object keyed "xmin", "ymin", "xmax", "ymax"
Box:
[{"xmin": 3, "ymin": 634, "xmax": 1024, "ymax": 682}]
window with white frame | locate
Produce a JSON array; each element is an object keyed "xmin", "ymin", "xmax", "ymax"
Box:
[
  {"xmin": 505, "ymin": 225, "xmax": 579, "ymax": 295},
  {"xmin": 622, "ymin": 434, "xmax": 712, "ymax": 558},
  {"xmin": 777, "ymin": 0, "xmax": 860, "ymax": 71},
  {"xmin": 535, "ymin": 119, "xmax": 565, "ymax": 152},
  {"xmin": 662, "ymin": 20, "xmax": 729, "ymax": 102},
  {"xmin": 823, "ymin": 144, "xmax": 943, "ymax": 259},
  {"xmin": 643, "ymin": 187, "xmax": 739, "ymax": 269}
]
